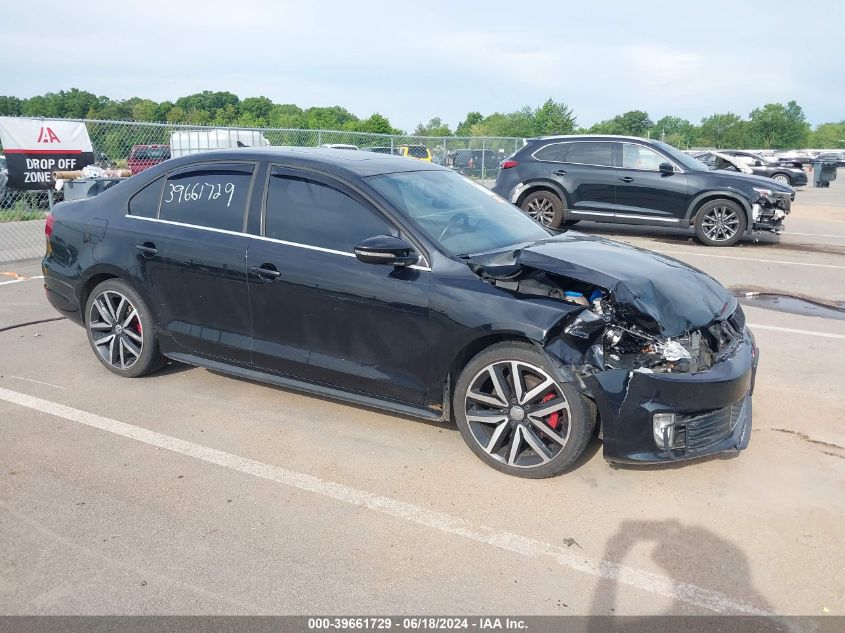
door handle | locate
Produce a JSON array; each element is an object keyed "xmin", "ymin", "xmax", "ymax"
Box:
[
  {"xmin": 619, "ymin": 176, "xmax": 634, "ymax": 183},
  {"xmin": 135, "ymin": 242, "xmax": 158, "ymax": 257},
  {"xmin": 553, "ymin": 169, "xmax": 567, "ymax": 176},
  {"xmin": 250, "ymin": 264, "xmax": 281, "ymax": 279}
]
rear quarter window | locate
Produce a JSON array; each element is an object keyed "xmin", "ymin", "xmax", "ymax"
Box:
[
  {"xmin": 128, "ymin": 180, "xmax": 163, "ymax": 218},
  {"xmin": 533, "ymin": 143, "xmax": 569, "ymax": 162}
]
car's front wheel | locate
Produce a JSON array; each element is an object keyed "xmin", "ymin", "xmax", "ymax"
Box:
[
  {"xmin": 694, "ymin": 199, "xmax": 747, "ymax": 247},
  {"xmin": 520, "ymin": 191, "xmax": 565, "ymax": 228},
  {"xmin": 85, "ymin": 279, "xmax": 166, "ymax": 377},
  {"xmin": 454, "ymin": 342, "xmax": 595, "ymax": 478}
]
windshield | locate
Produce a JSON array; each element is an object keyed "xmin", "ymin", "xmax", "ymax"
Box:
[
  {"xmin": 651, "ymin": 141, "xmax": 707, "ymax": 171},
  {"xmin": 367, "ymin": 170, "xmax": 550, "ymax": 256}
]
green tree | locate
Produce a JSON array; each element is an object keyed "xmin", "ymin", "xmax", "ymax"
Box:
[
  {"xmin": 455, "ymin": 111, "xmax": 484, "ymax": 136},
  {"xmin": 239, "ymin": 96, "xmax": 274, "ymax": 124},
  {"xmin": 175, "ymin": 91, "xmax": 239, "ymax": 119},
  {"xmin": 0, "ymin": 96, "xmax": 23, "ymax": 116},
  {"xmin": 356, "ymin": 113, "xmax": 399, "ymax": 134},
  {"xmin": 652, "ymin": 116, "xmax": 698, "ymax": 148},
  {"xmin": 699, "ymin": 113, "xmax": 748, "ymax": 148},
  {"xmin": 747, "ymin": 101, "xmax": 810, "ymax": 149},
  {"xmin": 532, "ymin": 99, "xmax": 576, "ymax": 136},
  {"xmin": 808, "ymin": 121, "xmax": 845, "ymax": 148},
  {"xmin": 413, "ymin": 117, "xmax": 452, "ymax": 136}
]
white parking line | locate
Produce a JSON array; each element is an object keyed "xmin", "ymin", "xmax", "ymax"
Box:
[
  {"xmin": 788, "ymin": 232, "xmax": 845, "ymax": 239},
  {"xmin": 748, "ymin": 324, "xmax": 845, "ymax": 340},
  {"xmin": 656, "ymin": 250, "xmax": 845, "ymax": 270},
  {"xmin": 0, "ymin": 275, "xmax": 44, "ymax": 286},
  {"xmin": 9, "ymin": 375, "xmax": 68, "ymax": 390},
  {"xmin": 0, "ymin": 385, "xmax": 769, "ymax": 616}
]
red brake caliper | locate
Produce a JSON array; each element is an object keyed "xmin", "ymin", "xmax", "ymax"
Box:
[{"xmin": 541, "ymin": 392, "xmax": 560, "ymax": 429}]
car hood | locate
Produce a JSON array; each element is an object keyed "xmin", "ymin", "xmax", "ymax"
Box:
[
  {"xmin": 707, "ymin": 166, "xmax": 795, "ymax": 192},
  {"xmin": 476, "ymin": 233, "xmax": 736, "ymax": 338}
]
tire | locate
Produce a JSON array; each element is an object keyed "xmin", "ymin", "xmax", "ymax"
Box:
[
  {"xmin": 84, "ymin": 278, "xmax": 166, "ymax": 378},
  {"xmin": 694, "ymin": 199, "xmax": 747, "ymax": 247},
  {"xmin": 520, "ymin": 190, "xmax": 565, "ymax": 228},
  {"xmin": 453, "ymin": 342, "xmax": 595, "ymax": 478},
  {"xmin": 772, "ymin": 173, "xmax": 791, "ymax": 185},
  {"xmin": 562, "ymin": 220, "xmax": 581, "ymax": 226}
]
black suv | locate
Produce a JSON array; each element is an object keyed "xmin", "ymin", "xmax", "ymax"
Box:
[{"xmin": 493, "ymin": 135, "xmax": 795, "ymax": 246}]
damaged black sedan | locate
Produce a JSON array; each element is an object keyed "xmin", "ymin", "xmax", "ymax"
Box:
[{"xmin": 43, "ymin": 148, "xmax": 758, "ymax": 478}]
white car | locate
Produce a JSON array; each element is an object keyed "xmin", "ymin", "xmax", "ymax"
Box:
[{"xmin": 320, "ymin": 143, "xmax": 359, "ymax": 151}]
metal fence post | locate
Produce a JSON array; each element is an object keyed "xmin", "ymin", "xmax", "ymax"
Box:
[
  {"xmin": 317, "ymin": 130, "xmax": 322, "ymax": 146},
  {"xmin": 443, "ymin": 138, "xmax": 447, "ymax": 166},
  {"xmin": 481, "ymin": 139, "xmax": 486, "ymax": 181}
]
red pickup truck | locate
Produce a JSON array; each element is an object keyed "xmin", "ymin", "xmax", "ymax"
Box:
[{"xmin": 127, "ymin": 145, "xmax": 171, "ymax": 175}]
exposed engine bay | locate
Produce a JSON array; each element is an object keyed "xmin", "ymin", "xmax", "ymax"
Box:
[
  {"xmin": 751, "ymin": 189, "xmax": 792, "ymax": 234},
  {"xmin": 469, "ymin": 239, "xmax": 747, "ymax": 376}
]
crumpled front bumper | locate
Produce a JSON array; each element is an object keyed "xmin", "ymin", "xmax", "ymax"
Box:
[{"xmin": 580, "ymin": 329, "xmax": 758, "ymax": 464}]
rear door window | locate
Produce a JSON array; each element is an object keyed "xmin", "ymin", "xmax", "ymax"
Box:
[
  {"xmin": 264, "ymin": 170, "xmax": 398, "ymax": 252},
  {"xmin": 565, "ymin": 142, "xmax": 613, "ymax": 166},
  {"xmin": 158, "ymin": 163, "xmax": 255, "ymax": 232}
]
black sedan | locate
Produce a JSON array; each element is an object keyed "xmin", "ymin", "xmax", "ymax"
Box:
[
  {"xmin": 42, "ymin": 148, "xmax": 758, "ymax": 478},
  {"xmin": 693, "ymin": 150, "xmax": 808, "ymax": 186}
]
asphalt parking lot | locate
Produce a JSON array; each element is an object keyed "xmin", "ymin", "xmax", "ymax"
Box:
[{"xmin": 1, "ymin": 178, "xmax": 843, "ymax": 616}]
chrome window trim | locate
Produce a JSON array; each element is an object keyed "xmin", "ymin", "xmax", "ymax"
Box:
[
  {"xmin": 529, "ymin": 139, "xmax": 685, "ymax": 173},
  {"xmin": 123, "ymin": 214, "xmax": 431, "ymax": 271}
]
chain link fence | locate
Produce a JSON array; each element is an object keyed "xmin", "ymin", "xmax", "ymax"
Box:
[{"xmin": 0, "ymin": 118, "xmax": 522, "ymax": 263}]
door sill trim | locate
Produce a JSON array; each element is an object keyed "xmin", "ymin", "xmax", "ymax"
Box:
[{"xmin": 164, "ymin": 352, "xmax": 445, "ymax": 422}]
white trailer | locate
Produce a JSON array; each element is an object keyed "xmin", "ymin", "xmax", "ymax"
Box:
[{"xmin": 169, "ymin": 129, "xmax": 270, "ymax": 158}]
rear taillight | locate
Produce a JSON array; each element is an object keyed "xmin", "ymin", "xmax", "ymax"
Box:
[
  {"xmin": 45, "ymin": 212, "xmax": 54, "ymax": 238},
  {"xmin": 501, "ymin": 159, "xmax": 519, "ymax": 169},
  {"xmin": 467, "ymin": 158, "xmax": 474, "ymax": 168}
]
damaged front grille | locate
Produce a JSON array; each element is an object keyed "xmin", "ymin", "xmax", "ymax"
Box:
[{"xmin": 672, "ymin": 399, "xmax": 744, "ymax": 453}]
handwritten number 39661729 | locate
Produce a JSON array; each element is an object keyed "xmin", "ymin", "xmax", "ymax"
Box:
[{"xmin": 165, "ymin": 182, "xmax": 236, "ymax": 207}]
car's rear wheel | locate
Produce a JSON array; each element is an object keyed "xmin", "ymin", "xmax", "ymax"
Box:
[
  {"xmin": 520, "ymin": 191, "xmax": 565, "ymax": 228},
  {"xmin": 454, "ymin": 342, "xmax": 595, "ymax": 478},
  {"xmin": 694, "ymin": 199, "xmax": 747, "ymax": 247},
  {"xmin": 85, "ymin": 279, "xmax": 166, "ymax": 377},
  {"xmin": 772, "ymin": 173, "xmax": 791, "ymax": 185}
]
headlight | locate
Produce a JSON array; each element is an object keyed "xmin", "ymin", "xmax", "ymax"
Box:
[{"xmin": 753, "ymin": 187, "xmax": 773, "ymax": 197}]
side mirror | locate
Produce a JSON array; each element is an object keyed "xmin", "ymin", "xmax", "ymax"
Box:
[
  {"xmin": 659, "ymin": 162, "xmax": 675, "ymax": 174},
  {"xmin": 354, "ymin": 235, "xmax": 418, "ymax": 267},
  {"xmin": 754, "ymin": 160, "xmax": 763, "ymax": 166}
]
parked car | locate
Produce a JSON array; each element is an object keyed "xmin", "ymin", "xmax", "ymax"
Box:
[
  {"xmin": 774, "ymin": 150, "xmax": 814, "ymax": 167},
  {"xmin": 169, "ymin": 129, "xmax": 270, "ymax": 158},
  {"xmin": 42, "ymin": 148, "xmax": 757, "ymax": 477},
  {"xmin": 362, "ymin": 146, "xmax": 401, "ymax": 155},
  {"xmin": 397, "ymin": 144, "xmax": 432, "ymax": 162},
  {"xmin": 447, "ymin": 149, "xmax": 500, "ymax": 177},
  {"xmin": 692, "ymin": 150, "xmax": 808, "ymax": 186},
  {"xmin": 127, "ymin": 145, "xmax": 171, "ymax": 175},
  {"xmin": 815, "ymin": 152, "xmax": 845, "ymax": 168},
  {"xmin": 493, "ymin": 135, "xmax": 794, "ymax": 246},
  {"xmin": 320, "ymin": 144, "xmax": 359, "ymax": 150}
]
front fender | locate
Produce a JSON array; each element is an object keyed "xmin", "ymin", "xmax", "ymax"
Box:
[
  {"xmin": 685, "ymin": 190, "xmax": 753, "ymax": 233},
  {"xmin": 508, "ymin": 179, "xmax": 569, "ymax": 207}
]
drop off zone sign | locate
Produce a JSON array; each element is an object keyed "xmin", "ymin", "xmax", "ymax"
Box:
[{"xmin": 0, "ymin": 117, "xmax": 94, "ymax": 190}]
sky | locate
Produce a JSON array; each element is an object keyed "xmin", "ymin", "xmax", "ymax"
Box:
[{"xmin": 3, "ymin": 0, "xmax": 843, "ymax": 132}]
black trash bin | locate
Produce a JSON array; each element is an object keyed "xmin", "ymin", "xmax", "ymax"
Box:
[{"xmin": 812, "ymin": 160, "xmax": 838, "ymax": 187}]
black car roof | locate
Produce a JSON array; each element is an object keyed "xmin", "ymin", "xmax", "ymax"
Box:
[{"xmin": 161, "ymin": 147, "xmax": 446, "ymax": 177}]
